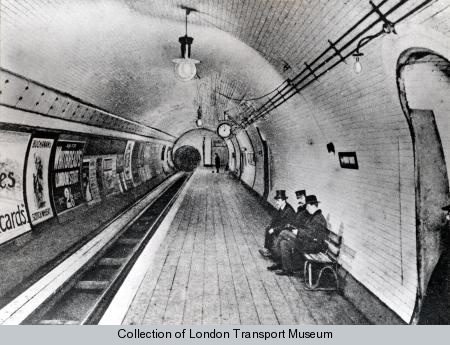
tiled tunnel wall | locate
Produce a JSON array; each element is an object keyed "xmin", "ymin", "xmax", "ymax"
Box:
[{"xmin": 240, "ymin": 30, "xmax": 449, "ymax": 323}]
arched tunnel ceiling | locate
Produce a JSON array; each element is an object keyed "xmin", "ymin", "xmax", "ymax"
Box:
[{"xmin": 1, "ymin": 0, "xmax": 449, "ymax": 138}]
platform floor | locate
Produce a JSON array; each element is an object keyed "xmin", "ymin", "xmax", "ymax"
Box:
[{"xmin": 124, "ymin": 168, "xmax": 369, "ymax": 325}]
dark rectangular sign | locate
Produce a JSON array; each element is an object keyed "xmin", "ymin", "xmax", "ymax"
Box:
[{"xmin": 338, "ymin": 152, "xmax": 359, "ymax": 169}]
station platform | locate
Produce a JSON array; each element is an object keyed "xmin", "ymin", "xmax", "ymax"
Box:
[{"xmin": 123, "ymin": 168, "xmax": 369, "ymax": 325}]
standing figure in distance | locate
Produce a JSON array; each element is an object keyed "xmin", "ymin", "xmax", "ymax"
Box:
[
  {"xmin": 259, "ymin": 190, "xmax": 295, "ymax": 258},
  {"xmin": 215, "ymin": 153, "xmax": 220, "ymax": 173}
]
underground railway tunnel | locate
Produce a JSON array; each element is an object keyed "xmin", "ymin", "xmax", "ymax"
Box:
[{"xmin": 0, "ymin": 0, "xmax": 449, "ymax": 326}]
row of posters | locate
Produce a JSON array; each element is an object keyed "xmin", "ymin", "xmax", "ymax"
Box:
[{"xmin": 0, "ymin": 133, "xmax": 165, "ymax": 245}]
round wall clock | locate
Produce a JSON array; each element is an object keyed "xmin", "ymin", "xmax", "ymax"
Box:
[{"xmin": 217, "ymin": 123, "xmax": 232, "ymax": 138}]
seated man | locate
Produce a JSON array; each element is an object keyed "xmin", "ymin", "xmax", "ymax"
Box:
[
  {"xmin": 272, "ymin": 195, "xmax": 328, "ymax": 276},
  {"xmin": 268, "ymin": 190, "xmax": 309, "ymax": 270},
  {"xmin": 259, "ymin": 190, "xmax": 295, "ymax": 258}
]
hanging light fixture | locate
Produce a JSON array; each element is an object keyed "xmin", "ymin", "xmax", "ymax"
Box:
[
  {"xmin": 173, "ymin": 7, "xmax": 200, "ymax": 82},
  {"xmin": 352, "ymin": 19, "xmax": 396, "ymax": 74},
  {"xmin": 196, "ymin": 105, "xmax": 203, "ymax": 127}
]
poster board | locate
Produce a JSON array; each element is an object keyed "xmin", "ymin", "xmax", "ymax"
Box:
[
  {"xmin": 52, "ymin": 140, "xmax": 85, "ymax": 218},
  {"xmin": 102, "ymin": 155, "xmax": 120, "ymax": 197},
  {"xmin": 82, "ymin": 157, "xmax": 101, "ymax": 205},
  {"xmin": 25, "ymin": 137, "xmax": 55, "ymax": 225},
  {"xmin": 0, "ymin": 130, "xmax": 31, "ymax": 244},
  {"xmin": 124, "ymin": 141, "xmax": 135, "ymax": 190}
]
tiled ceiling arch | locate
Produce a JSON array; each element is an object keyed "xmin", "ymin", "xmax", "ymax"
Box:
[{"xmin": 1, "ymin": 0, "xmax": 449, "ymax": 137}]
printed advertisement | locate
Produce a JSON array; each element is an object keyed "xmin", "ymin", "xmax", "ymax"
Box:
[
  {"xmin": 52, "ymin": 140, "xmax": 85, "ymax": 215},
  {"xmin": 102, "ymin": 155, "xmax": 120, "ymax": 197},
  {"xmin": 143, "ymin": 144, "xmax": 152, "ymax": 181},
  {"xmin": 82, "ymin": 157, "xmax": 101, "ymax": 205},
  {"xmin": 26, "ymin": 137, "xmax": 54, "ymax": 225},
  {"xmin": 116, "ymin": 154, "xmax": 127, "ymax": 193},
  {"xmin": 0, "ymin": 130, "xmax": 31, "ymax": 245},
  {"xmin": 138, "ymin": 143, "xmax": 147, "ymax": 183},
  {"xmin": 124, "ymin": 141, "xmax": 135, "ymax": 190},
  {"xmin": 131, "ymin": 142, "xmax": 142, "ymax": 187}
]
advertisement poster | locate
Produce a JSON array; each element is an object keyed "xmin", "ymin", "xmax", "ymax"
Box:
[
  {"xmin": 0, "ymin": 130, "xmax": 31, "ymax": 245},
  {"xmin": 131, "ymin": 142, "xmax": 142, "ymax": 187},
  {"xmin": 25, "ymin": 137, "xmax": 54, "ymax": 225},
  {"xmin": 143, "ymin": 144, "xmax": 152, "ymax": 181},
  {"xmin": 138, "ymin": 143, "xmax": 147, "ymax": 183},
  {"xmin": 102, "ymin": 155, "xmax": 120, "ymax": 197},
  {"xmin": 124, "ymin": 141, "xmax": 135, "ymax": 189},
  {"xmin": 52, "ymin": 140, "xmax": 85, "ymax": 215},
  {"xmin": 82, "ymin": 157, "xmax": 101, "ymax": 205},
  {"xmin": 116, "ymin": 154, "xmax": 127, "ymax": 193}
]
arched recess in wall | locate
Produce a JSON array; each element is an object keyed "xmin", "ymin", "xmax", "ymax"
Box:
[
  {"xmin": 382, "ymin": 25, "xmax": 450, "ymax": 324},
  {"xmin": 397, "ymin": 49, "xmax": 449, "ymax": 325}
]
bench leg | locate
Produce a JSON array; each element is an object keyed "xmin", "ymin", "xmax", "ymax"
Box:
[
  {"xmin": 303, "ymin": 261, "xmax": 313, "ymax": 289},
  {"xmin": 305, "ymin": 266, "xmax": 339, "ymax": 291}
]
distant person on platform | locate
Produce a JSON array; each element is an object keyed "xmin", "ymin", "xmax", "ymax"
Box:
[
  {"xmin": 269, "ymin": 189, "xmax": 309, "ymax": 267},
  {"xmin": 270, "ymin": 195, "xmax": 328, "ymax": 276},
  {"xmin": 259, "ymin": 190, "xmax": 295, "ymax": 258},
  {"xmin": 215, "ymin": 153, "xmax": 220, "ymax": 173}
]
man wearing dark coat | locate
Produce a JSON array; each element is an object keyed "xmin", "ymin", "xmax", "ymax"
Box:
[
  {"xmin": 269, "ymin": 190, "xmax": 309, "ymax": 268},
  {"xmin": 272, "ymin": 195, "xmax": 328, "ymax": 276},
  {"xmin": 214, "ymin": 153, "xmax": 220, "ymax": 173},
  {"xmin": 259, "ymin": 190, "xmax": 295, "ymax": 258}
]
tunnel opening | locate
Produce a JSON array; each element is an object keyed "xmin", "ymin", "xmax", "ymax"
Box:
[
  {"xmin": 173, "ymin": 145, "xmax": 201, "ymax": 172},
  {"xmin": 397, "ymin": 49, "xmax": 450, "ymax": 324}
]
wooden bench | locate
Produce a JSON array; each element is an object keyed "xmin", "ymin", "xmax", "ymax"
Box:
[{"xmin": 303, "ymin": 230, "xmax": 342, "ymax": 291}]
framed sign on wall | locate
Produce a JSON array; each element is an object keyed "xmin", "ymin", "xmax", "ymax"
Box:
[{"xmin": 338, "ymin": 152, "xmax": 359, "ymax": 169}]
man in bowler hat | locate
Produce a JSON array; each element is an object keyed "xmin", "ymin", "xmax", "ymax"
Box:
[
  {"xmin": 272, "ymin": 195, "xmax": 328, "ymax": 276},
  {"xmin": 259, "ymin": 190, "xmax": 295, "ymax": 258}
]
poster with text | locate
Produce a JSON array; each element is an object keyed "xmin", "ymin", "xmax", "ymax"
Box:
[
  {"xmin": 102, "ymin": 155, "xmax": 120, "ymax": 197},
  {"xmin": 116, "ymin": 154, "xmax": 127, "ymax": 193},
  {"xmin": 52, "ymin": 140, "xmax": 85, "ymax": 215},
  {"xmin": 26, "ymin": 137, "xmax": 54, "ymax": 225},
  {"xmin": 82, "ymin": 157, "xmax": 101, "ymax": 205},
  {"xmin": 0, "ymin": 130, "xmax": 31, "ymax": 244},
  {"xmin": 131, "ymin": 142, "xmax": 142, "ymax": 187},
  {"xmin": 124, "ymin": 141, "xmax": 135, "ymax": 189},
  {"xmin": 143, "ymin": 144, "xmax": 152, "ymax": 180}
]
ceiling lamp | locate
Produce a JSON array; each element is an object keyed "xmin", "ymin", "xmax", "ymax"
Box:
[
  {"xmin": 196, "ymin": 105, "xmax": 203, "ymax": 127},
  {"xmin": 172, "ymin": 7, "xmax": 200, "ymax": 82}
]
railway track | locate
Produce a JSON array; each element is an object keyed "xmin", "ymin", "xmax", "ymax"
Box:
[{"xmin": 21, "ymin": 174, "xmax": 190, "ymax": 325}]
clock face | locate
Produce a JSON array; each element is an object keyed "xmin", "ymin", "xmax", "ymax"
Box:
[{"xmin": 217, "ymin": 123, "xmax": 232, "ymax": 138}]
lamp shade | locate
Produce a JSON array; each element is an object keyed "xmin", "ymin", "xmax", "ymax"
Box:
[{"xmin": 173, "ymin": 58, "xmax": 200, "ymax": 81}]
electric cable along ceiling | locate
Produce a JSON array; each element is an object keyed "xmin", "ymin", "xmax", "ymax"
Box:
[{"xmin": 236, "ymin": 0, "xmax": 438, "ymax": 129}]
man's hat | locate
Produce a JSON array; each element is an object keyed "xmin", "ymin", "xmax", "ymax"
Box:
[
  {"xmin": 305, "ymin": 195, "xmax": 320, "ymax": 204},
  {"xmin": 442, "ymin": 204, "xmax": 450, "ymax": 211},
  {"xmin": 295, "ymin": 190, "xmax": 306, "ymax": 198},
  {"xmin": 274, "ymin": 190, "xmax": 288, "ymax": 200}
]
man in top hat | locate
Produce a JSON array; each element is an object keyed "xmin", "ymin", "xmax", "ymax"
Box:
[
  {"xmin": 273, "ymin": 194, "xmax": 328, "ymax": 276},
  {"xmin": 259, "ymin": 190, "xmax": 295, "ymax": 258},
  {"xmin": 268, "ymin": 190, "xmax": 310, "ymax": 270}
]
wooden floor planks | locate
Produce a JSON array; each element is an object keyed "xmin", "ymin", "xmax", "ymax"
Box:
[{"xmin": 124, "ymin": 168, "xmax": 369, "ymax": 325}]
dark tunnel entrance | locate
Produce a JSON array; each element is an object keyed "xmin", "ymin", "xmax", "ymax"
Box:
[{"xmin": 173, "ymin": 145, "xmax": 202, "ymax": 172}]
